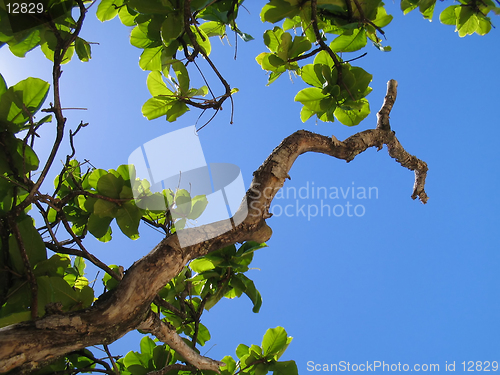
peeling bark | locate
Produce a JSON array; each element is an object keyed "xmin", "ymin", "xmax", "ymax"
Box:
[{"xmin": 0, "ymin": 80, "xmax": 428, "ymax": 374}]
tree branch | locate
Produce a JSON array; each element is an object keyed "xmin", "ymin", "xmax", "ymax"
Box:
[
  {"xmin": 0, "ymin": 82, "xmax": 428, "ymax": 373},
  {"xmin": 138, "ymin": 312, "xmax": 223, "ymax": 373},
  {"xmin": 377, "ymin": 79, "xmax": 397, "ymax": 131}
]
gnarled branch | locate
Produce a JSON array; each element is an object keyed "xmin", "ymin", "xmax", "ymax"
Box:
[{"xmin": 0, "ymin": 80, "xmax": 428, "ymax": 373}]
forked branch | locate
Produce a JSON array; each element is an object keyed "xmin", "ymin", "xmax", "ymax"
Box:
[{"xmin": 0, "ymin": 80, "xmax": 428, "ymax": 374}]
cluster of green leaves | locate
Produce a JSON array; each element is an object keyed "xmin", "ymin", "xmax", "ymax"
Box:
[
  {"xmin": 402, "ymin": 0, "xmax": 500, "ymax": 36},
  {"xmin": 189, "ymin": 241, "xmax": 266, "ymax": 312},
  {"xmin": 295, "ymin": 51, "xmax": 372, "ymax": 125},
  {"xmin": 256, "ymin": 0, "xmax": 498, "ymax": 125},
  {"xmin": 0, "ymin": 73, "xmax": 48, "ymax": 196},
  {"xmin": 220, "ymin": 327, "xmax": 297, "ymax": 375},
  {"xmin": 52, "ymin": 161, "xmax": 208, "ymax": 242},
  {"xmin": 116, "ymin": 336, "xmax": 181, "ymax": 374},
  {"xmin": 0, "ymin": 0, "xmax": 93, "ymax": 62},
  {"xmin": 110, "ymin": 242, "xmax": 299, "ymax": 375},
  {"xmin": 153, "ymin": 242, "xmax": 265, "ymax": 342},
  {"xmin": 0, "ymin": 72, "xmax": 93, "ymax": 327},
  {"xmin": 0, "ymin": 233, "xmax": 94, "ymax": 327},
  {"xmin": 96, "ymin": 0, "xmax": 250, "ymax": 122},
  {"xmin": 114, "ymin": 326, "xmax": 296, "ymax": 375},
  {"xmin": 256, "ymin": 0, "xmax": 392, "ymax": 125}
]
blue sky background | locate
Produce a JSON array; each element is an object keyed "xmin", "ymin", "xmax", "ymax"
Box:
[{"xmin": 1, "ymin": 0, "xmax": 499, "ymax": 373}]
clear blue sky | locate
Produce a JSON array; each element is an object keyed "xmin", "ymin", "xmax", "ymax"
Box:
[{"xmin": 1, "ymin": 0, "xmax": 499, "ymax": 373}]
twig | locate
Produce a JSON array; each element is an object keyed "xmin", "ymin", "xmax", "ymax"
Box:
[
  {"xmin": 18, "ymin": 0, "xmax": 87, "ymax": 213},
  {"xmin": 59, "ymin": 215, "xmax": 122, "ymax": 281},
  {"xmin": 376, "ymin": 79, "xmax": 397, "ymax": 131},
  {"xmin": 103, "ymin": 344, "xmax": 119, "ymax": 374}
]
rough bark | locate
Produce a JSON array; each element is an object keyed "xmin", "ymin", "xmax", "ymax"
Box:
[{"xmin": 0, "ymin": 80, "xmax": 428, "ymax": 374}]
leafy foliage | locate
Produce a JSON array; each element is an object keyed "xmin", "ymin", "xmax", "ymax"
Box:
[{"xmin": 0, "ymin": 0, "xmax": 496, "ymax": 373}]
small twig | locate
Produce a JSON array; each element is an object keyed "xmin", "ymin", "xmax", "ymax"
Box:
[
  {"xmin": 376, "ymin": 79, "xmax": 397, "ymax": 131},
  {"xmin": 103, "ymin": 344, "xmax": 119, "ymax": 374},
  {"xmin": 344, "ymin": 52, "xmax": 368, "ymax": 63},
  {"xmin": 18, "ymin": 0, "xmax": 87, "ymax": 214},
  {"xmin": 351, "ymin": 0, "xmax": 386, "ymax": 37},
  {"xmin": 59, "ymin": 215, "xmax": 122, "ymax": 281},
  {"xmin": 68, "ymin": 121, "xmax": 89, "ymax": 159},
  {"xmin": 288, "ymin": 47, "xmax": 322, "ymax": 63},
  {"xmin": 71, "ymin": 349, "xmax": 115, "ymax": 374},
  {"xmin": 34, "ymin": 201, "xmax": 60, "ymax": 246},
  {"xmin": 153, "ymin": 295, "xmax": 186, "ymax": 319}
]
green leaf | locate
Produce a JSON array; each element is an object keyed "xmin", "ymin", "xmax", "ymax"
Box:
[
  {"xmin": 40, "ymin": 28, "xmax": 75, "ymax": 64},
  {"xmin": 167, "ymin": 60, "xmax": 190, "ymax": 95},
  {"xmin": 37, "ymin": 276, "xmax": 80, "ymax": 312},
  {"xmin": 457, "ymin": 6, "xmax": 479, "ymax": 37},
  {"xmin": 373, "ymin": 6, "xmax": 393, "ymax": 27},
  {"xmin": 94, "ymin": 199, "xmax": 118, "ymax": 218},
  {"xmin": 130, "ymin": 25, "xmax": 155, "ymax": 49},
  {"xmin": 294, "ymin": 87, "xmax": 328, "ymax": 111},
  {"xmin": 96, "ymin": 0, "xmax": 125, "ymax": 22},
  {"xmin": 313, "ymin": 50, "xmax": 336, "ymax": 69},
  {"xmin": 263, "ymin": 26, "xmax": 284, "ymax": 53},
  {"xmin": 269, "ymin": 360, "xmax": 298, "ymax": 375},
  {"xmin": 34, "ymin": 254, "xmax": 70, "ymax": 278},
  {"xmin": 188, "ymin": 25, "xmax": 211, "ymax": 55},
  {"xmin": 152, "ymin": 345, "xmax": 168, "ymax": 370},
  {"xmin": 8, "ymin": 216, "xmax": 47, "ymax": 275},
  {"xmin": 0, "ymin": 311, "xmax": 32, "ymax": 328},
  {"xmin": 102, "ymin": 265, "xmax": 121, "ymax": 291},
  {"xmin": 140, "ymin": 336, "xmax": 156, "ymax": 357},
  {"xmin": 476, "ymin": 14, "xmax": 492, "ymax": 35},
  {"xmin": 118, "ymin": 5, "xmax": 138, "ymax": 26},
  {"xmin": 288, "ymin": 35, "xmax": 311, "ymax": 59},
  {"xmin": 190, "ymin": 258, "xmax": 216, "ymax": 273},
  {"xmin": 0, "ymin": 74, "xmax": 7, "ymax": 96},
  {"xmin": 8, "ymin": 29, "xmax": 40, "ymax": 58},
  {"xmin": 161, "ymin": 12, "xmax": 183, "ymax": 45},
  {"xmin": 139, "ymin": 46, "xmax": 163, "ymax": 71},
  {"xmin": 116, "ymin": 202, "xmax": 141, "ymax": 240},
  {"xmin": 0, "ymin": 77, "xmax": 50, "ymax": 131},
  {"xmin": 75, "ymin": 37, "xmax": 91, "ymax": 62},
  {"xmin": 300, "ymin": 64, "xmax": 326, "ymax": 88},
  {"xmin": 174, "ymin": 193, "xmax": 192, "ymax": 217},
  {"xmin": 88, "ymin": 214, "xmax": 113, "ymax": 240},
  {"xmin": 419, "ymin": 0, "xmax": 436, "ymax": 19},
  {"xmin": 236, "ymin": 274, "xmax": 262, "ymax": 313},
  {"xmin": 334, "ymin": 98, "xmax": 370, "ymax": 126},
  {"xmin": 261, "ymin": 0, "xmax": 300, "ymax": 23},
  {"xmin": 330, "ymin": 29, "xmax": 367, "ymax": 53},
  {"xmin": 220, "ymin": 356, "xmax": 237, "ymax": 375},
  {"xmin": 97, "ymin": 173, "xmax": 123, "ymax": 199},
  {"xmin": 187, "ymin": 195, "xmax": 208, "ymax": 220},
  {"xmin": 165, "ymin": 100, "xmax": 189, "ymax": 122},
  {"xmin": 262, "ymin": 327, "xmax": 288, "ymax": 357},
  {"xmin": 146, "ymin": 71, "xmax": 173, "ymax": 97},
  {"xmin": 142, "ymin": 97, "xmax": 173, "ymax": 120},
  {"xmin": 199, "ymin": 21, "xmax": 227, "ymax": 37},
  {"xmin": 129, "ymin": 0, "xmax": 171, "ymax": 14}
]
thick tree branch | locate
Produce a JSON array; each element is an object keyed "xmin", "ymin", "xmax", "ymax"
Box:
[{"xmin": 0, "ymin": 81, "xmax": 428, "ymax": 373}]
